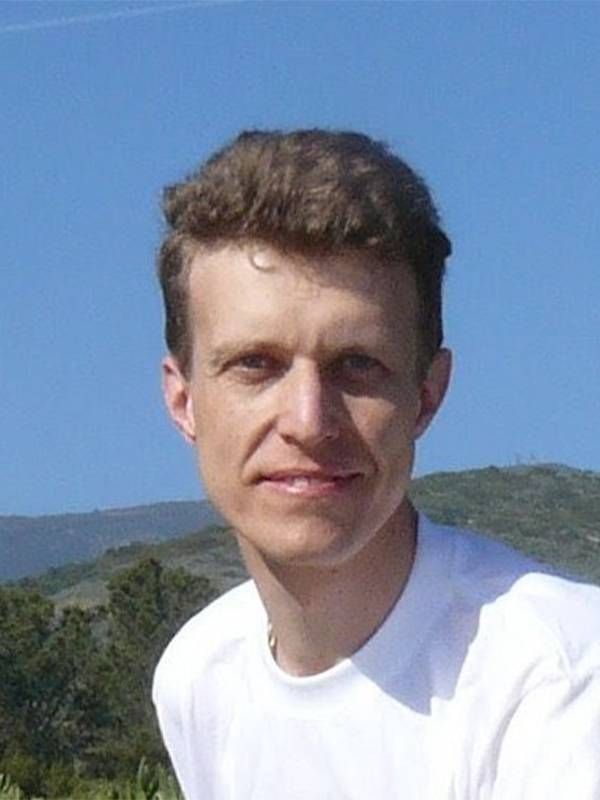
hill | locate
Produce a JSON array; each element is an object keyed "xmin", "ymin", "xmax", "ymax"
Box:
[
  {"xmin": 18, "ymin": 523, "xmax": 245, "ymax": 609},
  {"xmin": 0, "ymin": 500, "xmax": 224, "ymax": 581},
  {"xmin": 411, "ymin": 463, "xmax": 600, "ymax": 582},
  {"xmin": 14, "ymin": 463, "xmax": 600, "ymax": 608}
]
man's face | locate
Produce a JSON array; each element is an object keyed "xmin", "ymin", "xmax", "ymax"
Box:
[{"xmin": 163, "ymin": 243, "xmax": 450, "ymax": 569}]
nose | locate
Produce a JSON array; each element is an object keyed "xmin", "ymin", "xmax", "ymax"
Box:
[{"xmin": 276, "ymin": 359, "xmax": 340, "ymax": 446}]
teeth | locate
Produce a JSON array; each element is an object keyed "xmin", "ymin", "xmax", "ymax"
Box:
[
  {"xmin": 283, "ymin": 476, "xmax": 331, "ymax": 487},
  {"xmin": 287, "ymin": 476, "xmax": 318, "ymax": 487}
]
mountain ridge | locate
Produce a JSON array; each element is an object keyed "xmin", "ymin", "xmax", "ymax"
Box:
[{"xmin": 0, "ymin": 500, "xmax": 225, "ymax": 581}]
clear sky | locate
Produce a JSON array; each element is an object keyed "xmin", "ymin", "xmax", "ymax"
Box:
[{"xmin": 2, "ymin": 1, "xmax": 599, "ymax": 516}]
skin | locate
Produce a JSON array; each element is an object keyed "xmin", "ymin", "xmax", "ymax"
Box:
[{"xmin": 163, "ymin": 242, "xmax": 451, "ymax": 675}]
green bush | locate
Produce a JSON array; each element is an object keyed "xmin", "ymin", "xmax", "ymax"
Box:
[
  {"xmin": 0, "ymin": 752, "xmax": 41, "ymax": 798},
  {"xmin": 0, "ymin": 773, "xmax": 25, "ymax": 800},
  {"xmin": 41, "ymin": 762, "xmax": 79, "ymax": 799},
  {"xmin": 80, "ymin": 760, "xmax": 182, "ymax": 800}
]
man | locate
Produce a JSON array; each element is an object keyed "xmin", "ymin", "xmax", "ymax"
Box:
[{"xmin": 153, "ymin": 129, "xmax": 600, "ymax": 799}]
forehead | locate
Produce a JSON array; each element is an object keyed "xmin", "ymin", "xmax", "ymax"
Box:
[{"xmin": 186, "ymin": 243, "xmax": 418, "ymax": 347}]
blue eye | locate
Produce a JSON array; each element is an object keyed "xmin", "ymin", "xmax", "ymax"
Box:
[
  {"xmin": 341, "ymin": 354, "xmax": 380, "ymax": 372},
  {"xmin": 238, "ymin": 354, "xmax": 274, "ymax": 371},
  {"xmin": 328, "ymin": 354, "xmax": 387, "ymax": 385},
  {"xmin": 228, "ymin": 353, "xmax": 284, "ymax": 384}
]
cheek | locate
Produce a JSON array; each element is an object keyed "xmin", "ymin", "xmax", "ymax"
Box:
[
  {"xmin": 190, "ymin": 387, "xmax": 227, "ymax": 471},
  {"xmin": 191, "ymin": 387, "xmax": 257, "ymax": 478},
  {"xmin": 352, "ymin": 391, "xmax": 419, "ymax": 453}
]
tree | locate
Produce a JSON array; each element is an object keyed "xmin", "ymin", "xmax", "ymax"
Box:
[
  {"xmin": 98, "ymin": 559, "xmax": 217, "ymax": 774},
  {"xmin": 0, "ymin": 587, "xmax": 110, "ymax": 795},
  {"xmin": 0, "ymin": 586, "xmax": 54, "ymax": 760},
  {"xmin": 0, "ymin": 559, "xmax": 218, "ymax": 783}
]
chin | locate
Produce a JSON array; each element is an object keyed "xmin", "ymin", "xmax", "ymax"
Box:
[{"xmin": 235, "ymin": 516, "xmax": 374, "ymax": 571}]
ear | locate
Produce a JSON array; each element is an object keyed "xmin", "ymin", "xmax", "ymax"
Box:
[
  {"xmin": 162, "ymin": 355, "xmax": 196, "ymax": 444},
  {"xmin": 414, "ymin": 348, "xmax": 452, "ymax": 440}
]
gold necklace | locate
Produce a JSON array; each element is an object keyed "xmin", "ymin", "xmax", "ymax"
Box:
[{"xmin": 267, "ymin": 622, "xmax": 277, "ymax": 657}]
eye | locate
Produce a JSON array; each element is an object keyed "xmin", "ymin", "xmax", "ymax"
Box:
[
  {"xmin": 228, "ymin": 352, "xmax": 283, "ymax": 383},
  {"xmin": 332, "ymin": 353, "xmax": 387, "ymax": 382},
  {"xmin": 340, "ymin": 354, "xmax": 380, "ymax": 372},
  {"xmin": 237, "ymin": 354, "xmax": 275, "ymax": 371}
]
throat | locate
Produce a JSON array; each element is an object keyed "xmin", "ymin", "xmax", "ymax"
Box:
[{"xmin": 252, "ymin": 508, "xmax": 418, "ymax": 677}]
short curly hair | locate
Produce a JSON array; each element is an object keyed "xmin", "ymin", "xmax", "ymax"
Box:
[{"xmin": 157, "ymin": 129, "xmax": 451, "ymax": 377}]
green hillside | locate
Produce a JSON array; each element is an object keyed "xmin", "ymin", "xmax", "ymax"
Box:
[
  {"xmin": 18, "ymin": 525, "xmax": 246, "ymax": 609},
  {"xmin": 411, "ymin": 463, "xmax": 600, "ymax": 583}
]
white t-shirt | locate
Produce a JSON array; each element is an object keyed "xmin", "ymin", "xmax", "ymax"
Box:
[{"xmin": 152, "ymin": 515, "xmax": 600, "ymax": 799}]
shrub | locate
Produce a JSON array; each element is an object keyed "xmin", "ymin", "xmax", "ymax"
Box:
[{"xmin": 0, "ymin": 773, "xmax": 25, "ymax": 800}]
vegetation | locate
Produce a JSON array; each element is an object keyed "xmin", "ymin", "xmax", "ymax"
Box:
[
  {"xmin": 0, "ymin": 559, "xmax": 215, "ymax": 798},
  {"xmin": 0, "ymin": 773, "xmax": 25, "ymax": 800},
  {"xmin": 411, "ymin": 464, "xmax": 600, "ymax": 583},
  {"xmin": 17, "ymin": 526, "xmax": 244, "ymax": 609},
  {"xmin": 0, "ymin": 759, "xmax": 182, "ymax": 799}
]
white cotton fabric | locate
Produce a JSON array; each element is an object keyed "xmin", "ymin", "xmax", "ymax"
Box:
[{"xmin": 152, "ymin": 515, "xmax": 600, "ymax": 799}]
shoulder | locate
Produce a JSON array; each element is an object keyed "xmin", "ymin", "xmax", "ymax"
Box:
[
  {"xmin": 418, "ymin": 519, "xmax": 600, "ymax": 794},
  {"xmin": 423, "ymin": 517, "xmax": 600, "ymax": 676},
  {"xmin": 152, "ymin": 579, "xmax": 264, "ymax": 705},
  {"xmin": 494, "ymin": 570, "xmax": 600, "ymax": 676}
]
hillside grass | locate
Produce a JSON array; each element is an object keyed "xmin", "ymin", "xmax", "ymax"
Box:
[{"xmin": 411, "ymin": 464, "xmax": 600, "ymax": 583}]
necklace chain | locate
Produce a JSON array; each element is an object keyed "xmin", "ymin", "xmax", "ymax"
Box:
[{"xmin": 267, "ymin": 622, "xmax": 277, "ymax": 656}]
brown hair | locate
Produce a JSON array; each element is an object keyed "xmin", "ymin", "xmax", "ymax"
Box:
[{"xmin": 157, "ymin": 129, "xmax": 451, "ymax": 377}]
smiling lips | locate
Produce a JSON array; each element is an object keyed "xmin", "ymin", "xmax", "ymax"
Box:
[{"xmin": 259, "ymin": 470, "xmax": 361, "ymax": 498}]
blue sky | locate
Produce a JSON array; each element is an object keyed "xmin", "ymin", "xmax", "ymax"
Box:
[{"xmin": 2, "ymin": 1, "xmax": 599, "ymax": 516}]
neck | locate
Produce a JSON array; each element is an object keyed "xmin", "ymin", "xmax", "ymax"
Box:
[{"xmin": 237, "ymin": 501, "xmax": 418, "ymax": 677}]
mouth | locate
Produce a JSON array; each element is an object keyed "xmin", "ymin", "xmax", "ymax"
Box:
[{"xmin": 258, "ymin": 470, "xmax": 362, "ymax": 498}]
